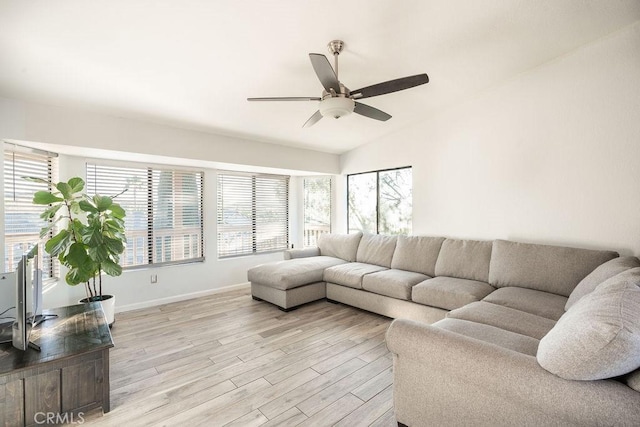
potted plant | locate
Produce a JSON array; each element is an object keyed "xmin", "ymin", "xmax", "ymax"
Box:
[{"xmin": 29, "ymin": 176, "xmax": 126, "ymax": 326}]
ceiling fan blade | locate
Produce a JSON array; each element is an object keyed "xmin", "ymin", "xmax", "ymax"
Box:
[
  {"xmin": 309, "ymin": 53, "xmax": 340, "ymax": 93},
  {"xmin": 247, "ymin": 97, "xmax": 321, "ymax": 101},
  {"xmin": 303, "ymin": 110, "xmax": 323, "ymax": 128},
  {"xmin": 350, "ymin": 74, "xmax": 429, "ymax": 99},
  {"xmin": 354, "ymin": 102, "xmax": 392, "ymax": 121}
]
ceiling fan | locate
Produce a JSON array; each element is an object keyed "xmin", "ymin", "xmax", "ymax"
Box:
[{"xmin": 247, "ymin": 40, "xmax": 429, "ymax": 128}]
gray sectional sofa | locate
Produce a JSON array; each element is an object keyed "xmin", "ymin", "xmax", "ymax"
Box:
[{"xmin": 247, "ymin": 232, "xmax": 640, "ymax": 426}]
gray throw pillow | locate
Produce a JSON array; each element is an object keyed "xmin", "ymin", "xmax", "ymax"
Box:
[
  {"xmin": 566, "ymin": 256, "xmax": 640, "ymax": 310},
  {"xmin": 537, "ymin": 268, "xmax": 640, "ymax": 380}
]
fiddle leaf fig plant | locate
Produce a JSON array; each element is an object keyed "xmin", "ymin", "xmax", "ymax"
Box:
[{"xmin": 27, "ymin": 176, "xmax": 127, "ymax": 300}]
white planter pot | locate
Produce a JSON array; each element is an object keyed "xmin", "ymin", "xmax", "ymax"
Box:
[{"xmin": 80, "ymin": 295, "xmax": 115, "ymax": 327}]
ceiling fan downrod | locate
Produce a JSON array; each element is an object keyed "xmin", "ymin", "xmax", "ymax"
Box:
[{"xmin": 327, "ymin": 40, "xmax": 344, "ymax": 81}]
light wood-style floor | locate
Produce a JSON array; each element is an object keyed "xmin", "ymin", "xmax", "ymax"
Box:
[{"xmin": 80, "ymin": 287, "xmax": 396, "ymax": 426}]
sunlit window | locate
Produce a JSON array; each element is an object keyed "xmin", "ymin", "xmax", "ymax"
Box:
[
  {"xmin": 348, "ymin": 167, "xmax": 412, "ymax": 235},
  {"xmin": 3, "ymin": 143, "xmax": 58, "ymax": 279},
  {"xmin": 86, "ymin": 163, "xmax": 204, "ymax": 267},
  {"xmin": 217, "ymin": 171, "xmax": 289, "ymax": 258}
]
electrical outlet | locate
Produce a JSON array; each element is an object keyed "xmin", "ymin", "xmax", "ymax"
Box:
[{"xmin": 150, "ymin": 274, "xmax": 158, "ymax": 284}]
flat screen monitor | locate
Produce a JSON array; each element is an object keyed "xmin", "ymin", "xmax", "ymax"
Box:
[
  {"xmin": 0, "ymin": 272, "xmax": 16, "ymax": 344},
  {"xmin": 12, "ymin": 245, "xmax": 41, "ymax": 351}
]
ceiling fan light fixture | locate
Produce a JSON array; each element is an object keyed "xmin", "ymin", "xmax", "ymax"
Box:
[{"xmin": 319, "ymin": 97, "xmax": 354, "ymax": 119}]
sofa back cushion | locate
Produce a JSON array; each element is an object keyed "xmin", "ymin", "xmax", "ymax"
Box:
[
  {"xmin": 434, "ymin": 238, "xmax": 493, "ymax": 282},
  {"xmin": 356, "ymin": 234, "xmax": 397, "ymax": 268},
  {"xmin": 391, "ymin": 235, "xmax": 445, "ymax": 276},
  {"xmin": 623, "ymin": 368, "xmax": 640, "ymax": 392},
  {"xmin": 317, "ymin": 232, "xmax": 362, "ymax": 262},
  {"xmin": 489, "ymin": 239, "xmax": 618, "ymax": 297},
  {"xmin": 565, "ymin": 256, "xmax": 640, "ymax": 310},
  {"xmin": 537, "ymin": 268, "xmax": 640, "ymax": 380}
]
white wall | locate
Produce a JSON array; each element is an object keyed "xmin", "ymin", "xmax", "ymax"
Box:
[
  {"xmin": 340, "ymin": 22, "xmax": 640, "ymax": 256},
  {"xmin": 0, "ymin": 99, "xmax": 339, "ymax": 312}
]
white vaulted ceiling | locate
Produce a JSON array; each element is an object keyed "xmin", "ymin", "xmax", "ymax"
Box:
[{"xmin": 0, "ymin": 0, "xmax": 639, "ymax": 154}]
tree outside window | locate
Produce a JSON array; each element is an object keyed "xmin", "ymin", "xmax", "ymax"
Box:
[{"xmin": 348, "ymin": 167, "xmax": 412, "ymax": 235}]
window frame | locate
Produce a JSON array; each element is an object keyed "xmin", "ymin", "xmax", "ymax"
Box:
[
  {"xmin": 86, "ymin": 161, "xmax": 205, "ymax": 270},
  {"xmin": 347, "ymin": 166, "xmax": 412, "ymax": 235}
]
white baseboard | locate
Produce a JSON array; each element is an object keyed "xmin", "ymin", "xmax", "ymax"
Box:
[{"xmin": 115, "ymin": 282, "xmax": 250, "ymax": 313}]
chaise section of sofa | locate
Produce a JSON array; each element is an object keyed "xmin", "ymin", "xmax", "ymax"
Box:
[
  {"xmin": 249, "ymin": 255, "xmax": 347, "ymax": 310},
  {"xmin": 247, "ymin": 231, "xmax": 363, "ymax": 310}
]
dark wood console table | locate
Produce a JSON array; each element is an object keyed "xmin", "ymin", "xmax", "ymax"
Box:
[{"xmin": 0, "ymin": 303, "xmax": 113, "ymax": 426}]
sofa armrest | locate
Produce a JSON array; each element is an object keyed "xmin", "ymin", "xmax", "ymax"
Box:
[
  {"xmin": 386, "ymin": 319, "xmax": 640, "ymax": 426},
  {"xmin": 284, "ymin": 247, "xmax": 320, "ymax": 260}
]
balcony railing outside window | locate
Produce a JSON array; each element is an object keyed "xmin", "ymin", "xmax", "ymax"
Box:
[{"xmin": 303, "ymin": 176, "xmax": 332, "ymax": 248}]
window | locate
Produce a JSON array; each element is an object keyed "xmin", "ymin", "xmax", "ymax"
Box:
[
  {"xmin": 86, "ymin": 163, "xmax": 204, "ymax": 268},
  {"xmin": 3, "ymin": 143, "xmax": 58, "ymax": 279},
  {"xmin": 348, "ymin": 167, "xmax": 412, "ymax": 235},
  {"xmin": 217, "ymin": 171, "xmax": 289, "ymax": 258},
  {"xmin": 303, "ymin": 177, "xmax": 331, "ymax": 247}
]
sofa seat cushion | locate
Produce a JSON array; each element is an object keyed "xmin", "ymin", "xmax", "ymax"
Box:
[
  {"xmin": 489, "ymin": 239, "xmax": 618, "ymax": 297},
  {"xmin": 323, "ymin": 262, "xmax": 387, "ymax": 289},
  {"xmin": 537, "ymin": 268, "xmax": 640, "ymax": 381},
  {"xmin": 433, "ymin": 318, "xmax": 540, "ymax": 356},
  {"xmin": 566, "ymin": 256, "xmax": 640, "ymax": 310},
  {"xmin": 248, "ymin": 256, "xmax": 347, "ymax": 290},
  {"xmin": 412, "ymin": 277, "xmax": 494, "ymax": 310},
  {"xmin": 482, "ymin": 287, "xmax": 567, "ymax": 321},
  {"xmin": 447, "ymin": 301, "xmax": 556, "ymax": 340},
  {"xmin": 362, "ymin": 269, "xmax": 430, "ymax": 301}
]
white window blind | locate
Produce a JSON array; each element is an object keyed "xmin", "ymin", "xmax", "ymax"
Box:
[
  {"xmin": 3, "ymin": 144, "xmax": 58, "ymax": 279},
  {"xmin": 86, "ymin": 163, "xmax": 204, "ymax": 268},
  {"xmin": 303, "ymin": 177, "xmax": 331, "ymax": 247},
  {"xmin": 217, "ymin": 172, "xmax": 289, "ymax": 258}
]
